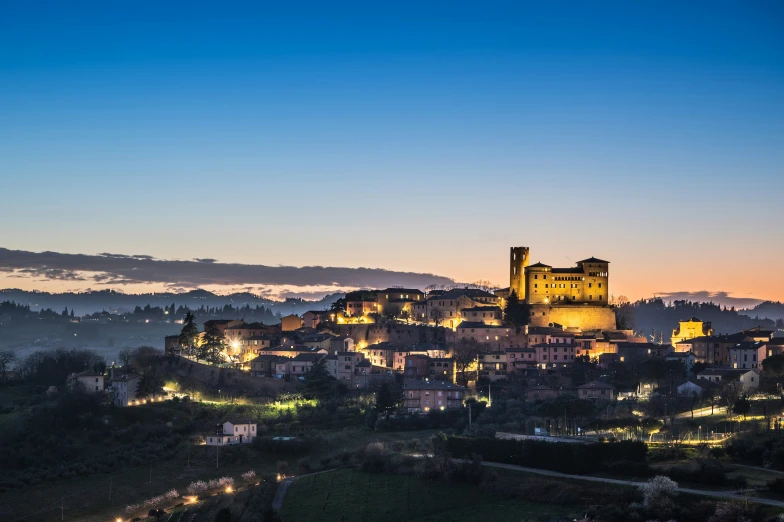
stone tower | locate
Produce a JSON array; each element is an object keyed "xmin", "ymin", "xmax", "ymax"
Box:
[{"xmin": 509, "ymin": 246, "xmax": 530, "ymax": 300}]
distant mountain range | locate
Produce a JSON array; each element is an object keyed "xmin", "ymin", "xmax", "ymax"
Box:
[{"xmin": 0, "ymin": 288, "xmax": 343, "ymax": 317}]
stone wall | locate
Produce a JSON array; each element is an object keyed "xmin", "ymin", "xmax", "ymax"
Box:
[
  {"xmin": 529, "ymin": 304, "xmax": 616, "ymax": 330},
  {"xmin": 164, "ymin": 356, "xmax": 287, "ymax": 397},
  {"xmin": 331, "ymin": 323, "xmax": 447, "ymax": 347}
]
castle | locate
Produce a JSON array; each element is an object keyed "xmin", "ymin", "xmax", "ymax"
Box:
[{"xmin": 503, "ymin": 246, "xmax": 617, "ymax": 330}]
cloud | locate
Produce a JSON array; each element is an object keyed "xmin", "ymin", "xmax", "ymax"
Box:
[
  {"xmin": 0, "ymin": 247, "xmax": 455, "ymax": 290},
  {"xmin": 654, "ymin": 290, "xmax": 764, "ymax": 310},
  {"xmin": 194, "ymin": 258, "xmax": 217, "ymax": 263}
]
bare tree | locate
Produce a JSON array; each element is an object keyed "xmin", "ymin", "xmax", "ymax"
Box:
[
  {"xmin": 429, "ymin": 308, "xmax": 443, "ymax": 327},
  {"xmin": 0, "ymin": 350, "xmax": 17, "ymax": 384}
]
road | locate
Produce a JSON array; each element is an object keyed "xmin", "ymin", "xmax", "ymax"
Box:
[{"xmin": 475, "ymin": 461, "xmax": 784, "ymax": 508}]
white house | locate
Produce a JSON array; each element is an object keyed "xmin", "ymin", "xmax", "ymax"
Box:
[
  {"xmin": 697, "ymin": 368, "xmax": 760, "ymax": 393},
  {"xmin": 677, "ymin": 380, "xmax": 705, "ymax": 398},
  {"xmin": 666, "ymin": 351, "xmax": 697, "ymax": 372},
  {"xmin": 111, "ymin": 374, "xmax": 141, "ymax": 406},
  {"xmin": 67, "ymin": 371, "xmax": 105, "ymax": 393},
  {"xmin": 205, "ymin": 419, "xmax": 257, "ymax": 446}
]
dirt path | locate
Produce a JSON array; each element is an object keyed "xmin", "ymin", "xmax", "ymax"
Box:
[{"xmin": 477, "ymin": 461, "xmax": 784, "ymax": 508}]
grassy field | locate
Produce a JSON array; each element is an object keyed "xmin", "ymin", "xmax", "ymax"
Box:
[
  {"xmin": 280, "ymin": 469, "xmax": 577, "ymax": 522},
  {"xmin": 0, "ymin": 419, "xmax": 438, "ymax": 522}
]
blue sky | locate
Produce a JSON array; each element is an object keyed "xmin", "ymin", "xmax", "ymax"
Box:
[{"xmin": 1, "ymin": 1, "xmax": 783, "ymax": 300}]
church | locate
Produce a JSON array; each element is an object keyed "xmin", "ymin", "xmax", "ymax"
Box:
[{"xmin": 499, "ymin": 246, "xmax": 617, "ymax": 330}]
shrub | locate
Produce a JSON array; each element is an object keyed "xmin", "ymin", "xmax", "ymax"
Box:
[
  {"xmin": 297, "ymin": 458, "xmax": 312, "ymax": 474},
  {"xmin": 640, "ymin": 475, "xmax": 678, "ymax": 509},
  {"xmin": 768, "ymin": 477, "xmax": 784, "ymax": 495},
  {"xmin": 241, "ymin": 470, "xmax": 256, "ymax": 484}
]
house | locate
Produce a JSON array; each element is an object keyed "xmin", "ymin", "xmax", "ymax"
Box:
[
  {"xmin": 403, "ymin": 354, "xmax": 430, "ymax": 378},
  {"xmin": 67, "ymin": 371, "xmax": 105, "ymax": 393},
  {"xmin": 531, "ymin": 342, "xmax": 575, "ymax": 369},
  {"xmin": 289, "ymin": 353, "xmax": 322, "ymax": 377},
  {"xmin": 203, "ymin": 319, "xmax": 244, "ymax": 336},
  {"xmin": 526, "ymin": 385, "xmax": 558, "ymax": 401},
  {"xmin": 111, "ymin": 373, "xmax": 140, "ymax": 406},
  {"xmin": 330, "ymin": 336, "xmax": 355, "ymax": 353},
  {"xmin": 460, "ymin": 306, "xmax": 503, "ymax": 326},
  {"xmin": 454, "ymin": 322, "xmax": 513, "ymax": 344},
  {"xmin": 677, "ymin": 380, "xmax": 707, "ymax": 398},
  {"xmin": 250, "ymin": 354, "xmax": 287, "ymax": 377},
  {"xmin": 506, "ymin": 347, "xmax": 536, "ymax": 374},
  {"xmin": 427, "ymin": 358, "xmax": 454, "ymax": 382},
  {"xmin": 478, "ymin": 351, "xmax": 508, "ymax": 381},
  {"xmin": 697, "ymin": 368, "xmax": 760, "ymax": 392},
  {"xmin": 205, "ymin": 420, "xmax": 257, "ymax": 446},
  {"xmin": 280, "ymin": 314, "xmax": 304, "ymax": 332},
  {"xmin": 303, "ymin": 310, "xmax": 333, "ymax": 329},
  {"xmin": 666, "ymin": 351, "xmax": 697, "ymax": 372},
  {"xmin": 403, "ymin": 381, "xmax": 466, "ymax": 413},
  {"xmin": 424, "ymin": 288, "xmax": 501, "ymax": 329},
  {"xmin": 577, "ymin": 380, "xmax": 615, "ymax": 400},
  {"xmin": 730, "ymin": 341, "xmax": 767, "ymax": 370}
]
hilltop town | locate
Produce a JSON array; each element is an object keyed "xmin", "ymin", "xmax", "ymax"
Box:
[{"xmin": 2, "ymin": 246, "xmax": 784, "ymax": 522}]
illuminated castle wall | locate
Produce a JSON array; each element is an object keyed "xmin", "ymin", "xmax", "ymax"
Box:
[{"xmin": 508, "ymin": 246, "xmax": 616, "ymax": 331}]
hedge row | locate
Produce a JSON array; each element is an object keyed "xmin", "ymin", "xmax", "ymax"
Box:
[{"xmin": 444, "ymin": 436, "xmax": 647, "ymax": 475}]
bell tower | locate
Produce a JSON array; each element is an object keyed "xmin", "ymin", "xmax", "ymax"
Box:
[{"xmin": 509, "ymin": 246, "xmax": 529, "ymax": 300}]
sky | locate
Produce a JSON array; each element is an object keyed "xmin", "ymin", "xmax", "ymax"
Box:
[{"xmin": 1, "ymin": 1, "xmax": 783, "ymax": 302}]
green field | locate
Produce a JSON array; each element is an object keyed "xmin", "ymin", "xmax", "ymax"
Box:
[{"xmin": 280, "ymin": 469, "xmax": 577, "ymax": 522}]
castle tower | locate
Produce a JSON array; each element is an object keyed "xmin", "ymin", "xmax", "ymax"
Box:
[{"xmin": 509, "ymin": 246, "xmax": 529, "ymax": 300}]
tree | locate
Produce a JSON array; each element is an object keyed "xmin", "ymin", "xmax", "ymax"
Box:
[
  {"xmin": 178, "ymin": 311, "xmax": 199, "ymax": 355},
  {"xmin": 503, "ymin": 291, "xmax": 530, "ymax": 328},
  {"xmin": 399, "ymin": 309, "xmax": 411, "ymax": 324},
  {"xmin": 375, "ymin": 381, "xmax": 399, "ymax": 413},
  {"xmin": 199, "ymin": 325, "xmax": 226, "ymax": 364},
  {"xmin": 452, "ymin": 339, "xmax": 479, "ymax": 386},
  {"xmin": 330, "ymin": 298, "xmax": 346, "ymax": 314},
  {"xmin": 762, "ymin": 353, "xmax": 784, "ymax": 392},
  {"xmin": 429, "ymin": 308, "xmax": 443, "ymax": 327},
  {"xmin": 733, "ymin": 397, "xmax": 751, "ymax": 419},
  {"xmin": 304, "ymin": 357, "xmax": 335, "ymax": 400},
  {"xmin": 0, "ymin": 350, "xmax": 17, "ymax": 384},
  {"xmin": 137, "ymin": 367, "xmax": 165, "ymax": 398},
  {"xmin": 117, "ymin": 348, "xmax": 133, "ymax": 366}
]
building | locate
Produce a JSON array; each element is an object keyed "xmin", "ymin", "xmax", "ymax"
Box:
[
  {"xmin": 671, "ymin": 318, "xmax": 713, "ymax": 346},
  {"xmin": 526, "ymin": 385, "xmax": 558, "ymax": 401},
  {"xmin": 424, "ymin": 288, "xmax": 501, "ymax": 329},
  {"xmin": 111, "ymin": 373, "xmax": 140, "ymax": 407},
  {"xmin": 403, "ymin": 381, "xmax": 466, "ymax": 413},
  {"xmin": 532, "ymin": 342, "xmax": 576, "ymax": 369},
  {"xmin": 203, "ymin": 319, "xmax": 244, "ymax": 336},
  {"xmin": 376, "ymin": 288, "xmax": 425, "ymax": 317},
  {"xmin": 205, "ymin": 420, "xmax": 257, "ymax": 446},
  {"xmin": 666, "ymin": 351, "xmax": 697, "ymax": 372},
  {"xmin": 345, "ymin": 290, "xmax": 380, "ymax": 317},
  {"xmin": 478, "ymin": 352, "xmax": 508, "ymax": 381},
  {"xmin": 427, "ymin": 358, "xmax": 454, "ymax": 382},
  {"xmin": 577, "ymin": 380, "xmax": 615, "ymax": 400},
  {"xmin": 404, "ymin": 354, "xmax": 430, "ymax": 378},
  {"xmin": 460, "ymin": 306, "xmax": 503, "ymax": 326},
  {"xmin": 697, "ymin": 368, "xmax": 760, "ymax": 392},
  {"xmin": 730, "ymin": 341, "xmax": 768, "ymax": 370},
  {"xmin": 67, "ymin": 371, "xmax": 105, "ymax": 393},
  {"xmin": 454, "ymin": 322, "xmax": 512, "ymax": 344},
  {"xmin": 677, "ymin": 380, "xmax": 708, "ymax": 398},
  {"xmin": 280, "ymin": 314, "xmax": 304, "ymax": 332},
  {"xmin": 303, "ymin": 310, "xmax": 334, "ymax": 329},
  {"xmin": 506, "ymin": 347, "xmax": 536, "ymax": 374},
  {"xmin": 250, "ymin": 354, "xmax": 286, "ymax": 377},
  {"xmin": 507, "ymin": 246, "xmax": 617, "ymax": 330}
]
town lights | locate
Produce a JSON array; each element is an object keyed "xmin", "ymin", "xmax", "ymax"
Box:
[{"xmin": 225, "ymin": 486, "xmax": 233, "ymax": 493}]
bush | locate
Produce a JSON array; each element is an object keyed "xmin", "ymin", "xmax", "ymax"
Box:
[
  {"xmin": 639, "ymin": 475, "xmax": 678, "ymax": 509},
  {"xmin": 444, "ymin": 436, "xmax": 647, "ymax": 474},
  {"xmin": 768, "ymin": 477, "xmax": 784, "ymax": 495}
]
